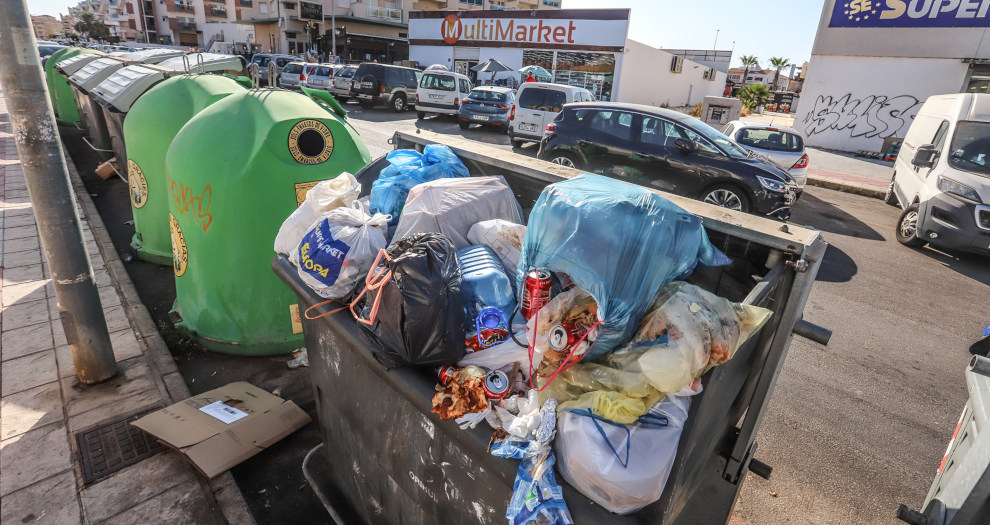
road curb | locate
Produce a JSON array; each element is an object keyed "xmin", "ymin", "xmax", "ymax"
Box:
[
  {"xmin": 63, "ymin": 145, "xmax": 257, "ymax": 525},
  {"xmin": 806, "ymin": 174, "xmax": 888, "ymax": 201}
]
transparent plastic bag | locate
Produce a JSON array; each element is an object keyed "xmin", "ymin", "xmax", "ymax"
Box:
[
  {"xmin": 274, "ymin": 173, "xmax": 360, "ymax": 255},
  {"xmin": 517, "ymin": 174, "xmax": 731, "ymax": 361},
  {"xmin": 368, "ymin": 145, "xmax": 470, "ymax": 221}
]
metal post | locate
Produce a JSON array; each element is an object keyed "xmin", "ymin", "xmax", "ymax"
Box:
[
  {"xmin": 0, "ymin": 0, "xmax": 117, "ymax": 384},
  {"xmin": 331, "ymin": 0, "xmax": 336, "ymax": 58}
]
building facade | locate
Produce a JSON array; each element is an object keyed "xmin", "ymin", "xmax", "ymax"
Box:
[
  {"xmin": 797, "ymin": 0, "xmax": 990, "ymax": 152},
  {"xmin": 67, "ymin": 0, "xmax": 255, "ymax": 48},
  {"xmin": 31, "ymin": 15, "xmax": 64, "ymax": 39},
  {"xmin": 726, "ymin": 67, "xmax": 790, "ymax": 91}
]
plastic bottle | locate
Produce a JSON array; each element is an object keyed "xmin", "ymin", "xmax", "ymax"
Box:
[{"xmin": 456, "ymin": 244, "xmax": 516, "ymax": 333}]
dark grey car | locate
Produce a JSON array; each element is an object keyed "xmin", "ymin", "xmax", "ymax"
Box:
[{"xmin": 458, "ymin": 87, "xmax": 515, "ymax": 132}]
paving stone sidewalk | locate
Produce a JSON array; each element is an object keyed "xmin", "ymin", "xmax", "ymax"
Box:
[{"xmin": 0, "ymin": 91, "xmax": 254, "ymax": 524}]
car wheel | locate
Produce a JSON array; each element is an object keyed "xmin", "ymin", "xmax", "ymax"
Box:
[
  {"xmin": 416, "ymin": 111, "xmax": 425, "ymax": 120},
  {"xmin": 459, "ymin": 121, "xmax": 470, "ymax": 130},
  {"xmin": 547, "ymin": 152, "xmax": 581, "ymax": 169},
  {"xmin": 392, "ymin": 94, "xmax": 406, "ymax": 112},
  {"xmin": 701, "ymin": 183, "xmax": 751, "ymax": 213},
  {"xmin": 884, "ymin": 176, "xmax": 900, "ymax": 207},
  {"xmin": 511, "ymin": 139, "xmax": 523, "ymax": 149},
  {"xmin": 896, "ymin": 203, "xmax": 926, "ymax": 247}
]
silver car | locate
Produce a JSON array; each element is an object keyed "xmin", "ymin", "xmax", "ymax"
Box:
[
  {"xmin": 720, "ymin": 120, "xmax": 809, "ymax": 188},
  {"xmin": 247, "ymin": 53, "xmax": 296, "ymax": 86},
  {"xmin": 302, "ymin": 64, "xmax": 336, "ymax": 90},
  {"xmin": 330, "ymin": 65, "xmax": 357, "ymax": 101},
  {"xmin": 279, "ymin": 62, "xmax": 310, "ymax": 89}
]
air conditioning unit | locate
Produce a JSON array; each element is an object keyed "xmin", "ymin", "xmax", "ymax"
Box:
[
  {"xmin": 703, "ymin": 67, "xmax": 716, "ymax": 81},
  {"xmin": 670, "ymin": 55, "xmax": 683, "ymax": 74}
]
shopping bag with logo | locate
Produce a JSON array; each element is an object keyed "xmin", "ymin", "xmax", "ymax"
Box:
[{"xmin": 274, "ymin": 173, "xmax": 360, "ymax": 255}]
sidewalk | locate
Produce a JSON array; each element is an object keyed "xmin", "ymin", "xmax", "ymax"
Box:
[{"xmin": 0, "ymin": 93, "xmax": 254, "ymax": 524}]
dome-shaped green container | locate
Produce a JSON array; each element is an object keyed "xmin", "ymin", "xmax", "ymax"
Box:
[
  {"xmin": 166, "ymin": 88, "xmax": 371, "ymax": 355},
  {"xmin": 45, "ymin": 47, "xmax": 100, "ymax": 124},
  {"xmin": 124, "ymin": 74, "xmax": 247, "ymax": 265}
]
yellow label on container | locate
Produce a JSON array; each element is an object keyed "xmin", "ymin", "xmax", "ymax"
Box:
[
  {"xmin": 290, "ymin": 304, "xmax": 303, "ymax": 334},
  {"xmin": 294, "ymin": 181, "xmax": 320, "ymax": 207},
  {"xmin": 170, "ymin": 213, "xmax": 188, "ymax": 277},
  {"xmin": 288, "ymin": 119, "xmax": 334, "ymax": 165},
  {"xmin": 128, "ymin": 159, "xmax": 148, "ymax": 209}
]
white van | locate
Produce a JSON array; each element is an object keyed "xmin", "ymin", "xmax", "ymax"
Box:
[
  {"xmin": 887, "ymin": 93, "xmax": 990, "ymax": 254},
  {"xmin": 509, "ymin": 82, "xmax": 595, "ymax": 148},
  {"xmin": 415, "ymin": 70, "xmax": 472, "ymax": 119}
]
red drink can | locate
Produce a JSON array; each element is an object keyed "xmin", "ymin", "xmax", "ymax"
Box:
[
  {"xmin": 548, "ymin": 323, "xmax": 588, "ymax": 353},
  {"xmin": 521, "ymin": 269, "xmax": 552, "ymax": 319},
  {"xmin": 438, "ymin": 366, "xmax": 456, "ymax": 385},
  {"xmin": 482, "ymin": 370, "xmax": 510, "ymax": 400}
]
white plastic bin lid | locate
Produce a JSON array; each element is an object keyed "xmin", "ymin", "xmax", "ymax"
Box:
[
  {"xmin": 91, "ymin": 65, "xmax": 168, "ymax": 112},
  {"xmin": 119, "ymin": 48, "xmax": 186, "ymax": 64},
  {"xmin": 156, "ymin": 53, "xmax": 245, "ymax": 74},
  {"xmin": 54, "ymin": 53, "xmax": 106, "ymax": 76},
  {"xmin": 68, "ymin": 57, "xmax": 128, "ymax": 93}
]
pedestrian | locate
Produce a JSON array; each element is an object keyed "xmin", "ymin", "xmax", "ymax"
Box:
[{"xmin": 525, "ymin": 71, "xmax": 535, "ymax": 83}]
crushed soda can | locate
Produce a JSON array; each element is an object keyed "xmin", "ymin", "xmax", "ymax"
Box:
[{"xmin": 482, "ymin": 370, "xmax": 510, "ymax": 400}]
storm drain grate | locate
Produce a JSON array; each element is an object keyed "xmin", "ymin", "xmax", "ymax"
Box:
[{"xmin": 76, "ymin": 409, "xmax": 166, "ymax": 484}]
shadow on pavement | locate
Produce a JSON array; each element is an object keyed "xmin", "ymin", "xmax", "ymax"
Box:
[
  {"xmin": 914, "ymin": 245, "xmax": 990, "ymax": 287},
  {"xmin": 814, "ymin": 243, "xmax": 858, "ymax": 283},
  {"xmin": 792, "ymin": 192, "xmax": 885, "ymax": 242}
]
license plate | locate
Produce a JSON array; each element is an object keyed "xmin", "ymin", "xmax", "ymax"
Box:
[
  {"xmin": 785, "ymin": 191, "xmax": 796, "ymax": 205},
  {"xmin": 519, "ymin": 123, "xmax": 537, "ymax": 132},
  {"xmin": 473, "ymin": 115, "xmax": 489, "ymax": 121},
  {"xmin": 429, "ymin": 94, "xmax": 445, "ymax": 100}
]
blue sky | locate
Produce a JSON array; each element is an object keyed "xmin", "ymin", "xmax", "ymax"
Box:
[{"xmin": 28, "ymin": 0, "xmax": 824, "ymax": 69}]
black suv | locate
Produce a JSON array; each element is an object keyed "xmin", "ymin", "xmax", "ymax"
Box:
[
  {"xmin": 350, "ymin": 63, "xmax": 420, "ymax": 112},
  {"xmin": 538, "ymin": 103, "xmax": 799, "ymax": 219}
]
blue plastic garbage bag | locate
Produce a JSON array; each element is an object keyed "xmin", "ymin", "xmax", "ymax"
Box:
[
  {"xmin": 368, "ymin": 145, "xmax": 471, "ymax": 223},
  {"xmin": 516, "ymin": 174, "xmax": 731, "ymax": 361}
]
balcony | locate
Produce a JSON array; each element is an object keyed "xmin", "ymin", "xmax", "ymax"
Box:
[
  {"xmin": 367, "ymin": 5, "xmax": 402, "ymax": 22},
  {"xmin": 175, "ymin": 4, "xmax": 194, "ymax": 12},
  {"xmin": 238, "ymin": 0, "xmax": 252, "ymax": 6},
  {"xmin": 177, "ymin": 21, "xmax": 196, "ymax": 31},
  {"xmin": 210, "ymin": 6, "xmax": 227, "ymax": 16}
]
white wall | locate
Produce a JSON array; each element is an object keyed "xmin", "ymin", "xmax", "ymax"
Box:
[
  {"xmin": 795, "ymin": 54, "xmax": 968, "ymax": 152},
  {"xmin": 410, "ymin": 44, "xmax": 453, "ymax": 68},
  {"xmin": 616, "ymin": 39, "xmax": 727, "ymax": 108}
]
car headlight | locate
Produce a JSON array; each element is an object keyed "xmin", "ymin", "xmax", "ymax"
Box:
[
  {"xmin": 757, "ymin": 176, "xmax": 787, "ymax": 193},
  {"xmin": 938, "ymin": 176, "xmax": 982, "ymax": 202}
]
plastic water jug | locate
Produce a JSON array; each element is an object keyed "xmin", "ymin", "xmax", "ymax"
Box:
[{"xmin": 457, "ymin": 244, "xmax": 516, "ymax": 332}]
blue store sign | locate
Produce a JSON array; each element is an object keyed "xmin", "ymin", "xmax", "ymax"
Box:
[{"xmin": 831, "ymin": 0, "xmax": 990, "ymax": 27}]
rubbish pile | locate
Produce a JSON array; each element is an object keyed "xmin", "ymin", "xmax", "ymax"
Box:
[{"xmin": 276, "ymin": 147, "xmax": 774, "ymax": 521}]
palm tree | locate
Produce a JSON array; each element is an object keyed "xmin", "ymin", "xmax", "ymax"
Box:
[
  {"xmin": 739, "ymin": 55, "xmax": 760, "ymax": 89},
  {"xmin": 74, "ymin": 11, "xmax": 97, "ymax": 39},
  {"xmin": 738, "ymin": 83, "xmax": 771, "ymax": 111},
  {"xmin": 769, "ymin": 57, "xmax": 792, "ymax": 91}
]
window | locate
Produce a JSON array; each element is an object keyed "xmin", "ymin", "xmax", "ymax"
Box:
[
  {"xmin": 421, "ymin": 73, "xmax": 455, "ymax": 91},
  {"xmin": 313, "ymin": 66, "xmax": 331, "ymax": 76},
  {"xmin": 544, "ymin": 90, "xmax": 565, "ymax": 112},
  {"xmin": 735, "ymin": 128, "xmax": 804, "ymax": 152},
  {"xmin": 518, "ymin": 88, "xmax": 546, "ymax": 110},
  {"xmin": 582, "ymin": 110, "xmax": 634, "ymax": 141},
  {"xmin": 468, "ymin": 89, "xmax": 508, "ymax": 102},
  {"xmin": 385, "ymin": 67, "xmax": 402, "ymax": 84},
  {"xmin": 403, "ymin": 70, "xmax": 417, "ymax": 86},
  {"xmin": 250, "ymin": 55, "xmax": 271, "ymax": 67},
  {"xmin": 641, "ymin": 116, "xmax": 680, "ymax": 147},
  {"xmin": 681, "ymin": 116, "xmax": 750, "ymax": 158},
  {"xmin": 276, "ymin": 57, "xmax": 291, "ymax": 66},
  {"xmin": 948, "ymin": 121, "xmax": 990, "ymax": 175},
  {"xmin": 459, "ymin": 78, "xmax": 472, "ymax": 94},
  {"xmin": 282, "ymin": 63, "xmax": 303, "ymax": 74}
]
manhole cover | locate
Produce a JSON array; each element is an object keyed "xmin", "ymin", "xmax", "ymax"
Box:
[{"xmin": 76, "ymin": 409, "xmax": 166, "ymax": 484}]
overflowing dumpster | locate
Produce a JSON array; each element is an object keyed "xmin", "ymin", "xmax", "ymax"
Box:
[
  {"xmin": 45, "ymin": 47, "xmax": 102, "ymax": 125},
  {"xmin": 273, "ymin": 130, "xmax": 831, "ymax": 524},
  {"xmin": 167, "ymin": 88, "xmax": 371, "ymax": 355},
  {"xmin": 91, "ymin": 65, "xmax": 169, "ymax": 174},
  {"xmin": 124, "ymin": 74, "xmax": 247, "ymax": 265}
]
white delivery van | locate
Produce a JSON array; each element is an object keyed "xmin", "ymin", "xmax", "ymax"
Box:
[
  {"xmin": 415, "ymin": 70, "xmax": 472, "ymax": 119},
  {"xmin": 509, "ymin": 82, "xmax": 595, "ymax": 148},
  {"xmin": 887, "ymin": 93, "xmax": 990, "ymax": 254}
]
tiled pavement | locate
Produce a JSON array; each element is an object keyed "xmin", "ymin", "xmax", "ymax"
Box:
[{"xmin": 0, "ymin": 91, "xmax": 254, "ymax": 524}]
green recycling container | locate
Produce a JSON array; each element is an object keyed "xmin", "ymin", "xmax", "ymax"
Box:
[
  {"xmin": 45, "ymin": 47, "xmax": 101, "ymax": 125},
  {"xmin": 124, "ymin": 74, "xmax": 247, "ymax": 265},
  {"xmin": 166, "ymin": 88, "xmax": 371, "ymax": 355}
]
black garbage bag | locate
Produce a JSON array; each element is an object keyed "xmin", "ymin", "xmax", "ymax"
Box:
[{"xmin": 353, "ymin": 232, "xmax": 466, "ymax": 367}]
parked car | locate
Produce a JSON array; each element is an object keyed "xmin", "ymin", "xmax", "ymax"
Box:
[
  {"xmin": 416, "ymin": 70, "xmax": 472, "ymax": 119},
  {"xmin": 303, "ymin": 64, "xmax": 337, "ymax": 90},
  {"xmin": 509, "ymin": 82, "xmax": 595, "ymax": 148},
  {"xmin": 886, "ymin": 93, "xmax": 990, "ymax": 254},
  {"xmin": 351, "ymin": 63, "xmax": 420, "ymax": 112},
  {"xmin": 459, "ymin": 86, "xmax": 516, "ymax": 132},
  {"xmin": 720, "ymin": 120, "xmax": 809, "ymax": 188},
  {"xmin": 279, "ymin": 62, "xmax": 310, "ymax": 89},
  {"xmin": 247, "ymin": 53, "xmax": 296, "ymax": 86},
  {"xmin": 331, "ymin": 65, "xmax": 357, "ymax": 101},
  {"xmin": 538, "ymin": 102, "xmax": 799, "ymax": 219}
]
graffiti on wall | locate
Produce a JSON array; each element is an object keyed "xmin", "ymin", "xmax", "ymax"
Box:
[{"xmin": 801, "ymin": 93, "xmax": 921, "ymax": 139}]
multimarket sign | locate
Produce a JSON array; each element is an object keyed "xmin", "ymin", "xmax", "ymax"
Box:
[
  {"xmin": 830, "ymin": 0, "xmax": 990, "ymax": 27},
  {"xmin": 409, "ymin": 9, "xmax": 630, "ymax": 52}
]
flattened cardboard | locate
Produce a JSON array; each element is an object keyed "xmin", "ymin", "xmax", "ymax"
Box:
[{"xmin": 131, "ymin": 381, "xmax": 311, "ymax": 478}]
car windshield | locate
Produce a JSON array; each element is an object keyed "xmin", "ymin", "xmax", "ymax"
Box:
[
  {"xmin": 948, "ymin": 121, "xmax": 990, "ymax": 177},
  {"xmin": 250, "ymin": 56, "xmax": 271, "ymax": 67},
  {"xmin": 338, "ymin": 67, "xmax": 355, "ymax": 78},
  {"xmin": 735, "ymin": 127, "xmax": 804, "ymax": 152},
  {"xmin": 681, "ymin": 116, "xmax": 750, "ymax": 159},
  {"xmin": 468, "ymin": 90, "xmax": 508, "ymax": 102},
  {"xmin": 421, "ymin": 73, "xmax": 455, "ymax": 91}
]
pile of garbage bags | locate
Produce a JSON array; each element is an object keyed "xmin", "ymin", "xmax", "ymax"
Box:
[{"xmin": 275, "ymin": 147, "xmax": 774, "ymax": 520}]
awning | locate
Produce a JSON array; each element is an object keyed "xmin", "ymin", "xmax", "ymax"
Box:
[{"xmin": 346, "ymin": 32, "xmax": 408, "ymax": 43}]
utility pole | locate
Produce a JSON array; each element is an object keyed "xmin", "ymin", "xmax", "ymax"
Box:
[
  {"xmin": 331, "ymin": 0, "xmax": 336, "ymax": 58},
  {"xmin": 713, "ymin": 29, "xmax": 719, "ymax": 50},
  {"xmin": 0, "ymin": 0, "xmax": 117, "ymax": 384}
]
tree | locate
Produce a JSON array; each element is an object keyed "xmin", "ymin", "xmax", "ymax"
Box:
[
  {"xmin": 73, "ymin": 11, "xmax": 109, "ymax": 40},
  {"xmin": 769, "ymin": 56, "xmax": 792, "ymax": 91},
  {"xmin": 738, "ymin": 83, "xmax": 771, "ymax": 111},
  {"xmin": 739, "ymin": 55, "xmax": 760, "ymax": 88}
]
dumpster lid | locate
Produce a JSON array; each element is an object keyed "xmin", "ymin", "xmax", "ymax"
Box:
[
  {"xmin": 156, "ymin": 53, "xmax": 246, "ymax": 74},
  {"xmin": 118, "ymin": 48, "xmax": 186, "ymax": 64},
  {"xmin": 54, "ymin": 52, "xmax": 106, "ymax": 76},
  {"xmin": 91, "ymin": 64, "xmax": 169, "ymax": 112},
  {"xmin": 68, "ymin": 57, "xmax": 128, "ymax": 92}
]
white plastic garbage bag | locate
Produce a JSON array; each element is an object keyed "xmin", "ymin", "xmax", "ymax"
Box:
[
  {"xmin": 555, "ymin": 386, "xmax": 698, "ymax": 515},
  {"xmin": 392, "ymin": 176, "xmax": 523, "ymax": 250},
  {"xmin": 292, "ymin": 204, "xmax": 390, "ymax": 299},
  {"xmin": 274, "ymin": 173, "xmax": 360, "ymax": 255},
  {"xmin": 467, "ymin": 219, "xmax": 526, "ymax": 276}
]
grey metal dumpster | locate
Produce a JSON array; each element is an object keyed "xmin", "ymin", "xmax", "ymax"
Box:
[
  {"xmin": 273, "ymin": 130, "xmax": 831, "ymax": 525},
  {"xmin": 156, "ymin": 53, "xmax": 247, "ymax": 75},
  {"xmin": 117, "ymin": 48, "xmax": 185, "ymax": 65},
  {"xmin": 91, "ymin": 65, "xmax": 169, "ymax": 174},
  {"xmin": 66, "ymin": 57, "xmax": 128, "ymax": 153}
]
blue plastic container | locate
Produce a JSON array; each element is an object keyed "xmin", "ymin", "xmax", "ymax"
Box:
[{"xmin": 457, "ymin": 244, "xmax": 516, "ymax": 333}]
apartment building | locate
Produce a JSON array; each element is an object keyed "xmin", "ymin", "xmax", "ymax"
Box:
[
  {"xmin": 31, "ymin": 15, "xmax": 64, "ymax": 39},
  {"xmin": 237, "ymin": 0, "xmax": 559, "ymax": 63},
  {"xmin": 727, "ymin": 67, "xmax": 790, "ymax": 91},
  {"xmin": 67, "ymin": 0, "xmax": 255, "ymax": 48}
]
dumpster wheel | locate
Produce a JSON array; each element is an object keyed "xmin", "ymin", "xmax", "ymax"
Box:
[{"xmin": 302, "ymin": 442, "xmax": 346, "ymax": 525}]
